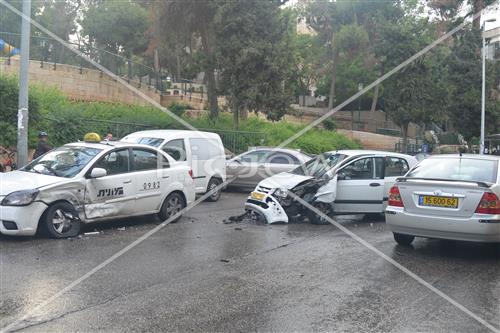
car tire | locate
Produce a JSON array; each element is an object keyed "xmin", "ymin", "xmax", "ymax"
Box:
[
  {"xmin": 307, "ymin": 202, "xmax": 332, "ymax": 225},
  {"xmin": 205, "ymin": 178, "xmax": 222, "ymax": 202},
  {"xmin": 43, "ymin": 202, "xmax": 81, "ymax": 238},
  {"xmin": 158, "ymin": 192, "xmax": 186, "ymax": 223},
  {"xmin": 393, "ymin": 233, "xmax": 415, "ymax": 246}
]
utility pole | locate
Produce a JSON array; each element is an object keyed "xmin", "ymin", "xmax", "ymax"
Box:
[
  {"xmin": 17, "ymin": 0, "xmax": 31, "ymax": 167},
  {"xmin": 480, "ymin": 18, "xmax": 496, "ymax": 155}
]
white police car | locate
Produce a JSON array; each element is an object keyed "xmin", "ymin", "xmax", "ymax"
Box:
[{"xmin": 0, "ymin": 141, "xmax": 195, "ymax": 238}]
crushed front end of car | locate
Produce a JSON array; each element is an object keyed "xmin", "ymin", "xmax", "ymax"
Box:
[{"xmin": 244, "ymin": 178, "xmax": 328, "ymax": 224}]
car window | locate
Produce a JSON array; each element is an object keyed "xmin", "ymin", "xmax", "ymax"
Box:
[
  {"xmin": 385, "ymin": 157, "xmax": 409, "ymax": 177},
  {"xmin": 127, "ymin": 137, "xmax": 164, "ymax": 148},
  {"xmin": 189, "ymin": 138, "xmax": 223, "ymax": 160},
  {"xmin": 94, "ymin": 149, "xmax": 130, "ymax": 176},
  {"xmin": 340, "ymin": 157, "xmax": 374, "ymax": 180},
  {"xmin": 163, "ymin": 139, "xmax": 186, "ymax": 161},
  {"xmin": 267, "ymin": 153, "xmax": 300, "ymax": 165},
  {"xmin": 132, "ymin": 149, "xmax": 159, "ymax": 171},
  {"xmin": 239, "ymin": 150, "xmax": 271, "ymax": 163}
]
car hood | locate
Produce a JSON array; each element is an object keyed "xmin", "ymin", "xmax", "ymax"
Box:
[
  {"xmin": 258, "ymin": 172, "xmax": 314, "ymax": 190},
  {"xmin": 0, "ymin": 171, "xmax": 66, "ymax": 196}
]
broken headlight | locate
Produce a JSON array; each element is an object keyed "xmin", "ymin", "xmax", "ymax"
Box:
[
  {"xmin": 1, "ymin": 189, "xmax": 39, "ymax": 206},
  {"xmin": 273, "ymin": 188, "xmax": 289, "ymax": 199}
]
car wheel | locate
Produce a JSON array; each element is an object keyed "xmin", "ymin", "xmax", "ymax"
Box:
[
  {"xmin": 158, "ymin": 192, "xmax": 186, "ymax": 222},
  {"xmin": 393, "ymin": 233, "xmax": 415, "ymax": 246},
  {"xmin": 307, "ymin": 202, "xmax": 332, "ymax": 225},
  {"xmin": 205, "ymin": 178, "xmax": 222, "ymax": 202},
  {"xmin": 43, "ymin": 202, "xmax": 81, "ymax": 238}
]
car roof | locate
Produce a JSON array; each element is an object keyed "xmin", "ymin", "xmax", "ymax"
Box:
[
  {"xmin": 248, "ymin": 147, "xmax": 310, "ymax": 155},
  {"xmin": 64, "ymin": 141, "xmax": 162, "ymax": 151},
  {"xmin": 123, "ymin": 129, "xmax": 221, "ymax": 140},
  {"xmin": 326, "ymin": 150, "xmax": 415, "ymax": 159},
  {"xmin": 426, "ymin": 154, "xmax": 500, "ymax": 161}
]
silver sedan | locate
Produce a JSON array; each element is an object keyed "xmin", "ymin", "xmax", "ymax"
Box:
[
  {"xmin": 386, "ymin": 154, "xmax": 500, "ymax": 245},
  {"xmin": 226, "ymin": 147, "xmax": 312, "ymax": 188}
]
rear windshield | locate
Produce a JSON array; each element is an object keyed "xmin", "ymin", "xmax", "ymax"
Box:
[{"xmin": 407, "ymin": 157, "xmax": 498, "ymax": 183}]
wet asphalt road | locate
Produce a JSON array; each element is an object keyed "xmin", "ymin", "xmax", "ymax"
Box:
[{"xmin": 1, "ymin": 190, "xmax": 499, "ymax": 332}]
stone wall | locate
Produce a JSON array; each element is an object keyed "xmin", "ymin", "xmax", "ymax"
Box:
[{"xmin": 1, "ymin": 57, "xmax": 162, "ymax": 106}]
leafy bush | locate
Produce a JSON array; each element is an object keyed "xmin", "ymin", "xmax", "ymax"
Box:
[
  {"xmin": 167, "ymin": 102, "xmax": 190, "ymax": 117},
  {"xmin": 0, "ymin": 75, "xmax": 40, "ymax": 147}
]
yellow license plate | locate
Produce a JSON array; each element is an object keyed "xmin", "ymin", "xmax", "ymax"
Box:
[
  {"xmin": 250, "ymin": 191, "xmax": 265, "ymax": 201},
  {"xmin": 419, "ymin": 195, "xmax": 458, "ymax": 208}
]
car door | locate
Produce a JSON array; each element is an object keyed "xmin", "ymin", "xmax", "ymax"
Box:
[
  {"xmin": 227, "ymin": 150, "xmax": 271, "ymax": 187},
  {"xmin": 382, "ymin": 156, "xmax": 410, "ymax": 208},
  {"xmin": 131, "ymin": 148, "xmax": 174, "ymax": 213},
  {"xmin": 84, "ymin": 148, "xmax": 136, "ymax": 220},
  {"xmin": 334, "ymin": 156, "xmax": 385, "ymax": 213}
]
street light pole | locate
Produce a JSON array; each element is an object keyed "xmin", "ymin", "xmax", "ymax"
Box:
[
  {"xmin": 17, "ymin": 0, "xmax": 31, "ymax": 167},
  {"xmin": 480, "ymin": 18, "xmax": 496, "ymax": 155}
]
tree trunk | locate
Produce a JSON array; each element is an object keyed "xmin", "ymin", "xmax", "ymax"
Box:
[
  {"xmin": 233, "ymin": 105, "xmax": 239, "ymax": 129},
  {"xmin": 401, "ymin": 123, "xmax": 409, "ymax": 153},
  {"xmin": 240, "ymin": 106, "xmax": 248, "ymax": 121},
  {"xmin": 200, "ymin": 25, "xmax": 219, "ymax": 119},
  {"xmin": 370, "ymin": 82, "xmax": 380, "ymax": 113},
  {"xmin": 328, "ymin": 34, "xmax": 338, "ymax": 110},
  {"xmin": 472, "ymin": 0, "xmax": 484, "ymax": 29}
]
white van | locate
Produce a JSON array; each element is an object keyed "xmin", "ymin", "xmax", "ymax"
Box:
[{"xmin": 121, "ymin": 130, "xmax": 226, "ymax": 201}]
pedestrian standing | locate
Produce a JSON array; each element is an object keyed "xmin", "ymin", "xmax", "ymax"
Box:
[{"xmin": 33, "ymin": 131, "xmax": 52, "ymax": 159}]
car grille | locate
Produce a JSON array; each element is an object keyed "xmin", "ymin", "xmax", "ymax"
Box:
[{"xmin": 256, "ymin": 185, "xmax": 272, "ymax": 194}]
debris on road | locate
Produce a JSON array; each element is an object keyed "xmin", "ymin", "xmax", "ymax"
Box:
[
  {"xmin": 220, "ymin": 259, "xmax": 230, "ymax": 263},
  {"xmin": 84, "ymin": 231, "xmax": 100, "ymax": 236},
  {"xmin": 117, "ymin": 227, "xmax": 126, "ymax": 231}
]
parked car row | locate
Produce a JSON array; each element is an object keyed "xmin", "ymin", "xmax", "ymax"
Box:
[
  {"xmin": 245, "ymin": 151, "xmax": 500, "ymax": 245},
  {"xmin": 1, "ymin": 129, "xmax": 499, "ymax": 245}
]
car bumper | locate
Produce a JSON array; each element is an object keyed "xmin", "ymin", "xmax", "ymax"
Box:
[
  {"xmin": 0, "ymin": 201, "xmax": 48, "ymax": 236},
  {"xmin": 386, "ymin": 207, "xmax": 500, "ymax": 243},
  {"xmin": 244, "ymin": 193, "xmax": 288, "ymax": 224}
]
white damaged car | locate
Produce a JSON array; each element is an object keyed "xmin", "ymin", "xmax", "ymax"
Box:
[
  {"xmin": 245, "ymin": 150, "xmax": 417, "ymax": 224},
  {"xmin": 0, "ymin": 141, "xmax": 195, "ymax": 238}
]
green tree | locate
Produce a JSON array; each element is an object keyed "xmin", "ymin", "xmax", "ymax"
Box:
[
  {"xmin": 151, "ymin": 0, "xmax": 220, "ymax": 119},
  {"xmin": 377, "ymin": 18, "xmax": 448, "ymax": 151},
  {"xmin": 446, "ymin": 28, "xmax": 500, "ymax": 139},
  {"xmin": 214, "ymin": 0, "xmax": 291, "ymax": 128},
  {"xmin": 80, "ymin": 0, "xmax": 148, "ymax": 72}
]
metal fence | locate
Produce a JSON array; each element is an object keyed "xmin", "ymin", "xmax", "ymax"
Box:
[
  {"xmin": 43, "ymin": 117, "xmax": 265, "ymax": 155},
  {"xmin": 0, "ymin": 31, "xmax": 183, "ymax": 93}
]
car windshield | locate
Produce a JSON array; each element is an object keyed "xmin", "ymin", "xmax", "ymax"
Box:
[
  {"xmin": 129, "ymin": 137, "xmax": 164, "ymax": 147},
  {"xmin": 406, "ymin": 157, "xmax": 498, "ymax": 183},
  {"xmin": 22, "ymin": 146, "xmax": 102, "ymax": 178},
  {"xmin": 291, "ymin": 153, "xmax": 346, "ymax": 177}
]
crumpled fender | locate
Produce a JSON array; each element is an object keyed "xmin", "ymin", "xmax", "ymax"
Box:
[
  {"xmin": 315, "ymin": 175, "xmax": 338, "ymax": 203},
  {"xmin": 37, "ymin": 180, "xmax": 86, "ymax": 219}
]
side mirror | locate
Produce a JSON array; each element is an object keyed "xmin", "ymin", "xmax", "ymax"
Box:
[
  {"xmin": 90, "ymin": 167, "xmax": 107, "ymax": 179},
  {"xmin": 337, "ymin": 172, "xmax": 346, "ymax": 181}
]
